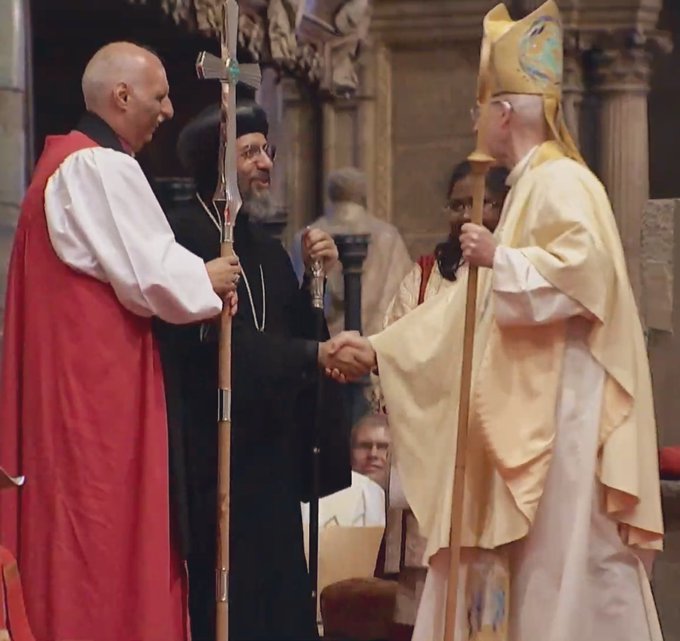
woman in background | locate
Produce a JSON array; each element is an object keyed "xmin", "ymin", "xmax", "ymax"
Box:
[{"xmin": 387, "ymin": 161, "xmax": 509, "ymax": 323}]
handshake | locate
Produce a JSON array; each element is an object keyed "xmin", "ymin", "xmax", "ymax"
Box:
[{"xmin": 318, "ymin": 331, "xmax": 377, "ymax": 382}]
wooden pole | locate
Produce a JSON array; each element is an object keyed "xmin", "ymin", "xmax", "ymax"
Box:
[
  {"xmin": 194, "ymin": 3, "xmax": 262, "ymax": 637},
  {"xmin": 196, "ymin": 4, "xmax": 262, "ymax": 638},
  {"xmin": 442, "ymin": 141, "xmax": 493, "ymax": 640},
  {"xmin": 215, "ymin": 221, "xmax": 234, "ymax": 641}
]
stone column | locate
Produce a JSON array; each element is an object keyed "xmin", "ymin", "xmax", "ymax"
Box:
[
  {"xmin": 278, "ymin": 77, "xmax": 322, "ymax": 247},
  {"xmin": 562, "ymin": 32, "xmax": 584, "ymax": 148},
  {"xmin": 0, "ymin": 0, "xmax": 30, "ymax": 338},
  {"xmin": 322, "ymin": 96, "xmax": 363, "ymax": 179},
  {"xmin": 334, "ymin": 233, "xmax": 370, "ymax": 427},
  {"xmin": 334, "ymin": 233, "xmax": 369, "ymax": 332},
  {"xmin": 593, "ymin": 40, "xmax": 653, "ymax": 303}
]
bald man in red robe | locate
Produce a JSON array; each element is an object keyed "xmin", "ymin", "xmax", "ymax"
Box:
[{"xmin": 0, "ymin": 42, "xmax": 239, "ymax": 641}]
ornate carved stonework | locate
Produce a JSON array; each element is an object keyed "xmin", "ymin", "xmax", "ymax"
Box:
[
  {"xmin": 563, "ymin": 30, "xmax": 584, "ymax": 93},
  {"xmin": 590, "ymin": 34, "xmax": 655, "ymax": 93},
  {"xmin": 127, "ymin": 0, "xmax": 372, "ymax": 96}
]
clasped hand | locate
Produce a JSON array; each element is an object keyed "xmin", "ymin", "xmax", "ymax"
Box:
[{"xmin": 318, "ymin": 331, "xmax": 376, "ymax": 382}]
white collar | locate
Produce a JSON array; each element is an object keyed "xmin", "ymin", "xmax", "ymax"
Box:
[{"xmin": 507, "ymin": 145, "xmax": 539, "ymax": 186}]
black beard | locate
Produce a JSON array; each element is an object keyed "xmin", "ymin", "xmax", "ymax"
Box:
[{"xmin": 243, "ymin": 189, "xmax": 275, "ymax": 222}]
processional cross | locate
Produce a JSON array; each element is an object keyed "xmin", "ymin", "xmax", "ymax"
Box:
[{"xmin": 195, "ymin": 3, "xmax": 261, "ymax": 640}]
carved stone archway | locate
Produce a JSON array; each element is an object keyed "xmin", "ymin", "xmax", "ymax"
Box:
[{"xmin": 127, "ymin": 0, "xmax": 371, "ymax": 96}]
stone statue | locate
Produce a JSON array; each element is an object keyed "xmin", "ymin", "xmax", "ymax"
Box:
[
  {"xmin": 299, "ymin": 0, "xmax": 371, "ymax": 95},
  {"xmin": 127, "ymin": 0, "xmax": 222, "ymax": 33},
  {"xmin": 239, "ymin": 11, "xmax": 268, "ymax": 61},
  {"xmin": 268, "ymin": 0, "xmax": 303, "ymax": 63},
  {"xmin": 290, "ymin": 167, "xmax": 414, "ymax": 336},
  {"xmin": 329, "ymin": 0, "xmax": 371, "ymax": 94}
]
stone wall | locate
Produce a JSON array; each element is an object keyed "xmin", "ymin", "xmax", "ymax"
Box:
[
  {"xmin": 643, "ymin": 199, "xmax": 680, "ymax": 639},
  {"xmin": 654, "ymin": 482, "xmax": 680, "ymax": 639},
  {"xmin": 0, "ymin": 0, "xmax": 29, "ymax": 338},
  {"xmin": 359, "ymin": 0, "xmax": 490, "ymax": 260},
  {"xmin": 377, "ymin": 42, "xmax": 478, "ymax": 259},
  {"xmin": 643, "ymin": 199, "xmax": 680, "ymax": 448}
]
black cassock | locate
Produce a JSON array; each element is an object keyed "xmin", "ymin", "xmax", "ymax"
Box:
[{"xmin": 155, "ymin": 203, "xmax": 350, "ymax": 641}]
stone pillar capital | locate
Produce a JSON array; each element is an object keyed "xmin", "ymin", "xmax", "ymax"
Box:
[
  {"xmin": 587, "ymin": 29, "xmax": 671, "ymax": 94},
  {"xmin": 592, "ymin": 41, "xmax": 652, "ymax": 94},
  {"xmin": 562, "ymin": 30, "xmax": 586, "ymax": 93},
  {"xmin": 334, "ymin": 233, "xmax": 370, "ymax": 283}
]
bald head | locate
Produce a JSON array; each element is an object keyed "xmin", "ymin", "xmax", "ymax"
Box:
[
  {"xmin": 501, "ymin": 94, "xmax": 547, "ymax": 133},
  {"xmin": 481, "ymin": 93, "xmax": 549, "ymax": 169},
  {"xmin": 81, "ymin": 42, "xmax": 174, "ymax": 152},
  {"xmin": 82, "ymin": 42, "xmax": 157, "ymax": 110}
]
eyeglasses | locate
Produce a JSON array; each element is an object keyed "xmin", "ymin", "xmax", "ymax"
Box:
[
  {"xmin": 444, "ymin": 198, "xmax": 501, "ymax": 214},
  {"xmin": 469, "ymin": 99, "xmax": 513, "ymax": 123},
  {"xmin": 239, "ymin": 143, "xmax": 276, "ymax": 163},
  {"xmin": 352, "ymin": 441, "xmax": 390, "ymax": 453}
]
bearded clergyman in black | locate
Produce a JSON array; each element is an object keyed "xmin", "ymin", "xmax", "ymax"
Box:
[{"xmin": 155, "ymin": 92, "xmax": 350, "ymax": 641}]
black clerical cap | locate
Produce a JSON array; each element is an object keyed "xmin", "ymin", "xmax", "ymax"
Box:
[{"xmin": 177, "ymin": 83, "xmax": 269, "ymax": 175}]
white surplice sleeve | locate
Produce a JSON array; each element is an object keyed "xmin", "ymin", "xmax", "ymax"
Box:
[
  {"xmin": 44, "ymin": 147, "xmax": 222, "ymax": 324},
  {"xmin": 492, "ymin": 245, "xmax": 594, "ymax": 326}
]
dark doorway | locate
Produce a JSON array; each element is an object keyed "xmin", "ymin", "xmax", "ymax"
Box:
[
  {"xmin": 31, "ymin": 0, "xmax": 221, "ymax": 178},
  {"xmin": 649, "ymin": 0, "xmax": 680, "ymax": 199}
]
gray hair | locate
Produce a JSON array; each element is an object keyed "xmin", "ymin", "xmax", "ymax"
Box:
[{"xmin": 81, "ymin": 42, "xmax": 160, "ymax": 111}]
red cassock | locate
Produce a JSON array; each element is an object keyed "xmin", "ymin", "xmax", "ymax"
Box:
[{"xmin": 0, "ymin": 132, "xmax": 188, "ymax": 641}]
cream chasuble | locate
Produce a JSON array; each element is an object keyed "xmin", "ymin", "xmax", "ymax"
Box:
[
  {"xmin": 369, "ymin": 142, "xmax": 664, "ymax": 641},
  {"xmin": 380, "ymin": 261, "xmax": 455, "ymax": 627}
]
